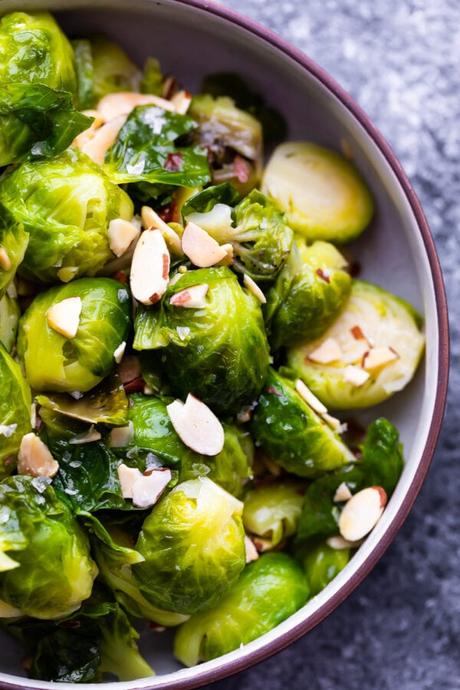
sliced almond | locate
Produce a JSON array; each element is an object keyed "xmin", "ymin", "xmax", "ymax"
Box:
[
  {"xmin": 170, "ymin": 284, "xmax": 208, "ymax": 308},
  {"xmin": 326, "ymin": 535, "xmax": 357, "ymax": 550},
  {"xmin": 253, "ymin": 536, "xmax": 273, "ymax": 553},
  {"xmin": 117, "ymin": 463, "xmax": 140, "ymax": 499},
  {"xmin": 362, "ymin": 346, "xmax": 399, "ymax": 371},
  {"xmin": 141, "ymin": 205, "xmax": 183, "ymax": 256},
  {"xmin": 244, "ymin": 535, "xmax": 259, "ymax": 563},
  {"xmin": 308, "ymin": 337, "xmax": 342, "ymax": 364},
  {"xmin": 219, "ymin": 243, "xmax": 234, "ymax": 266},
  {"xmin": 167, "ymin": 394, "xmax": 224, "ymax": 456},
  {"xmin": 333, "ymin": 482, "xmax": 353, "ymax": 503},
  {"xmin": 0, "ymin": 248, "xmax": 12, "ymax": 271},
  {"xmin": 170, "ymin": 90, "xmax": 192, "ymax": 114},
  {"xmin": 97, "ymin": 91, "xmax": 176, "ymax": 121},
  {"xmin": 343, "ymin": 365, "xmax": 370, "ymax": 387},
  {"xmin": 182, "ymin": 222, "xmax": 228, "ymax": 268},
  {"xmin": 339, "ymin": 486, "xmax": 387, "ymax": 541},
  {"xmin": 321, "ymin": 413, "xmax": 347, "ymax": 434},
  {"xmin": 132, "ymin": 468, "xmax": 172, "ymax": 508},
  {"xmin": 109, "ymin": 422, "xmax": 134, "ymax": 448},
  {"xmin": 295, "ymin": 379, "xmax": 327, "ymax": 415},
  {"xmin": 81, "ymin": 115, "xmax": 126, "ymax": 165},
  {"xmin": 72, "ymin": 111, "xmax": 105, "ymax": 149},
  {"xmin": 130, "ymin": 228, "xmax": 170, "ymax": 305},
  {"xmin": 18, "ymin": 433, "xmax": 59, "ymax": 478},
  {"xmin": 69, "ymin": 426, "xmax": 102, "ymax": 445},
  {"xmin": 340, "ymin": 340, "xmax": 369, "ymax": 364},
  {"xmin": 113, "ymin": 341, "xmax": 127, "ymax": 364},
  {"xmin": 46, "ymin": 297, "xmax": 82, "ymax": 339},
  {"xmin": 108, "ymin": 219, "xmax": 141, "ymax": 258},
  {"xmin": 243, "ymin": 274, "xmax": 266, "ymax": 304}
]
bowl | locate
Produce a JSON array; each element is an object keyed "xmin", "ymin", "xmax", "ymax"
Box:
[{"xmin": 0, "ymin": 0, "xmax": 449, "ymax": 688}]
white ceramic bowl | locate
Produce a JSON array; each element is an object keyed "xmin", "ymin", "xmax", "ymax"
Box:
[{"xmin": 0, "ymin": 1, "xmax": 449, "ymax": 688}]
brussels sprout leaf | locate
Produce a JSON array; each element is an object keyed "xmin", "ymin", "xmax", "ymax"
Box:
[
  {"xmin": 72, "ymin": 39, "xmax": 94, "ymax": 110},
  {"xmin": 182, "ymin": 183, "xmax": 241, "ymax": 217},
  {"xmin": 140, "ymin": 57, "xmax": 164, "ymax": 96}
]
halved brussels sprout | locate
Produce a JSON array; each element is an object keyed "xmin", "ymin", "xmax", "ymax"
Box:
[
  {"xmin": 251, "ymin": 369, "xmax": 354, "ymax": 478},
  {"xmin": 18, "ymin": 277, "xmax": 131, "ymax": 393},
  {"xmin": 298, "ymin": 541, "xmax": 350, "ymax": 595},
  {"xmin": 133, "ymin": 477, "xmax": 246, "ymax": 614},
  {"xmin": 184, "ymin": 187, "xmax": 293, "ymax": 284},
  {"xmin": 134, "ymin": 267, "xmax": 270, "ymax": 415},
  {"xmin": 243, "ymin": 481, "xmax": 304, "ymax": 548},
  {"xmin": 174, "ymin": 553, "xmax": 309, "ymax": 665},
  {"xmin": 0, "ymin": 292, "xmax": 20, "ymax": 352},
  {"xmin": 189, "ymin": 95, "xmax": 262, "ymax": 194},
  {"xmin": 288, "ymin": 280, "xmax": 425, "ymax": 409},
  {"xmin": 0, "ymin": 149, "xmax": 134, "ymax": 284},
  {"xmin": 0, "ymin": 344, "xmax": 32, "ymax": 476},
  {"xmin": 0, "ymin": 223, "xmax": 28, "ymax": 297},
  {"xmin": 126, "ymin": 394, "xmax": 253, "ymax": 496},
  {"xmin": 262, "ymin": 142, "xmax": 374, "ymax": 243},
  {"xmin": 73, "ymin": 36, "xmax": 141, "ymax": 109},
  {"xmin": 0, "ymin": 475, "xmax": 97, "ymax": 619},
  {"xmin": 265, "ymin": 239, "xmax": 351, "ymax": 349}
]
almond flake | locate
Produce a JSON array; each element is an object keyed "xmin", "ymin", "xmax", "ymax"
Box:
[
  {"xmin": 253, "ymin": 537, "xmax": 273, "ymax": 553},
  {"xmin": 108, "ymin": 218, "xmax": 141, "ymax": 257},
  {"xmin": 321, "ymin": 412, "xmax": 347, "ymax": 434},
  {"xmin": 339, "ymin": 486, "xmax": 387, "ymax": 541},
  {"xmin": 244, "ymin": 536, "xmax": 259, "ymax": 563},
  {"xmin": 326, "ymin": 535, "xmax": 357, "ymax": 550},
  {"xmin": 182, "ymin": 222, "xmax": 228, "ymax": 267},
  {"xmin": 362, "ymin": 346, "xmax": 399, "ymax": 371},
  {"xmin": 170, "ymin": 284, "xmax": 208, "ymax": 308},
  {"xmin": 113, "ymin": 341, "xmax": 127, "ymax": 364},
  {"xmin": 295, "ymin": 379, "xmax": 327, "ymax": 414},
  {"xmin": 243, "ymin": 274, "xmax": 266, "ymax": 304},
  {"xmin": 130, "ymin": 228, "xmax": 170, "ymax": 305},
  {"xmin": 97, "ymin": 92, "xmax": 176, "ymax": 121},
  {"xmin": 170, "ymin": 90, "xmax": 192, "ymax": 114},
  {"xmin": 18, "ymin": 433, "xmax": 59, "ymax": 478},
  {"xmin": 340, "ymin": 340, "xmax": 369, "ymax": 364},
  {"xmin": 343, "ymin": 365, "xmax": 370, "ymax": 387},
  {"xmin": 141, "ymin": 205, "xmax": 183, "ymax": 256},
  {"xmin": 132, "ymin": 468, "xmax": 172, "ymax": 508},
  {"xmin": 308, "ymin": 338, "xmax": 342, "ymax": 364},
  {"xmin": 30, "ymin": 403, "xmax": 37, "ymax": 428},
  {"xmin": 333, "ymin": 482, "xmax": 353, "ymax": 503},
  {"xmin": 167, "ymin": 394, "xmax": 224, "ymax": 456},
  {"xmin": 47, "ymin": 297, "xmax": 82, "ymax": 339},
  {"xmin": 0, "ymin": 248, "xmax": 12, "ymax": 271},
  {"xmin": 117, "ymin": 463, "xmax": 139, "ymax": 498},
  {"xmin": 69, "ymin": 426, "xmax": 102, "ymax": 445},
  {"xmin": 81, "ymin": 115, "xmax": 126, "ymax": 165},
  {"xmin": 109, "ymin": 421, "xmax": 134, "ymax": 448}
]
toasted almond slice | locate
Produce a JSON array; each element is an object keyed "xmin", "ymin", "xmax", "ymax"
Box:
[
  {"xmin": 69, "ymin": 426, "xmax": 102, "ymax": 445},
  {"xmin": 182, "ymin": 222, "xmax": 228, "ymax": 268},
  {"xmin": 81, "ymin": 115, "xmax": 126, "ymax": 165},
  {"xmin": 339, "ymin": 486, "xmax": 387, "ymax": 541},
  {"xmin": 170, "ymin": 284, "xmax": 209, "ymax": 308},
  {"xmin": 244, "ymin": 536, "xmax": 259, "ymax": 563},
  {"xmin": 308, "ymin": 337, "xmax": 342, "ymax": 364},
  {"xmin": 117, "ymin": 463, "xmax": 140, "ymax": 499},
  {"xmin": 340, "ymin": 340, "xmax": 369, "ymax": 364},
  {"xmin": 219, "ymin": 243, "xmax": 234, "ymax": 266},
  {"xmin": 170, "ymin": 90, "xmax": 192, "ymax": 114},
  {"xmin": 363, "ymin": 346, "xmax": 399, "ymax": 371},
  {"xmin": 326, "ymin": 535, "xmax": 357, "ymax": 550},
  {"xmin": 130, "ymin": 228, "xmax": 170, "ymax": 305},
  {"xmin": 113, "ymin": 341, "xmax": 127, "ymax": 364},
  {"xmin": 295, "ymin": 379, "xmax": 328, "ymax": 415},
  {"xmin": 108, "ymin": 218, "xmax": 141, "ymax": 257},
  {"xmin": 333, "ymin": 482, "xmax": 353, "ymax": 503},
  {"xmin": 167, "ymin": 394, "xmax": 224, "ymax": 456},
  {"xmin": 73, "ymin": 111, "xmax": 106, "ymax": 149},
  {"xmin": 343, "ymin": 365, "xmax": 370, "ymax": 387},
  {"xmin": 0, "ymin": 248, "xmax": 12, "ymax": 271},
  {"xmin": 243, "ymin": 274, "xmax": 266, "ymax": 304},
  {"xmin": 18, "ymin": 433, "xmax": 59, "ymax": 478},
  {"xmin": 141, "ymin": 205, "xmax": 183, "ymax": 256},
  {"xmin": 253, "ymin": 536, "xmax": 273, "ymax": 553},
  {"xmin": 97, "ymin": 91, "xmax": 176, "ymax": 121},
  {"xmin": 321, "ymin": 412, "xmax": 347, "ymax": 434},
  {"xmin": 132, "ymin": 468, "xmax": 172, "ymax": 508},
  {"xmin": 47, "ymin": 297, "xmax": 82, "ymax": 339},
  {"xmin": 109, "ymin": 421, "xmax": 134, "ymax": 449}
]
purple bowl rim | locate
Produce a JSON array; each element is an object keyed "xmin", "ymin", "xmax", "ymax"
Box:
[{"xmin": 0, "ymin": 1, "xmax": 449, "ymax": 689}]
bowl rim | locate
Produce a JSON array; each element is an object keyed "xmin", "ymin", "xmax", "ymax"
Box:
[{"xmin": 0, "ymin": 1, "xmax": 449, "ymax": 689}]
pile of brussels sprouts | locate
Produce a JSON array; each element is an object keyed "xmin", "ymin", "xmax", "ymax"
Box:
[{"xmin": 0, "ymin": 11, "xmax": 425, "ymax": 683}]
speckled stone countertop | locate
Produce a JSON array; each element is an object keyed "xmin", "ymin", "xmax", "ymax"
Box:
[{"xmin": 208, "ymin": 2, "xmax": 458, "ymax": 689}]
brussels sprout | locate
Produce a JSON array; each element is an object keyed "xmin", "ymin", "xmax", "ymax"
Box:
[
  {"xmin": 0, "ymin": 475, "xmax": 97, "ymax": 619},
  {"xmin": 104, "ymin": 105, "xmax": 210, "ymax": 188},
  {"xmin": 298, "ymin": 541, "xmax": 350, "ymax": 595},
  {"xmin": 126, "ymin": 394, "xmax": 253, "ymax": 496},
  {"xmin": 184, "ymin": 187, "xmax": 293, "ymax": 283},
  {"xmin": 174, "ymin": 553, "xmax": 309, "ymax": 665},
  {"xmin": 243, "ymin": 481, "xmax": 304, "ymax": 548},
  {"xmin": 296, "ymin": 418, "xmax": 404, "ymax": 542},
  {"xmin": 18, "ymin": 278, "xmax": 131, "ymax": 393},
  {"xmin": 0, "ymin": 344, "xmax": 32, "ymax": 475},
  {"xmin": 140, "ymin": 57, "xmax": 164, "ymax": 96},
  {"xmin": 0, "ymin": 292, "xmax": 20, "ymax": 352},
  {"xmin": 251, "ymin": 369, "xmax": 354, "ymax": 478},
  {"xmin": 262, "ymin": 142, "xmax": 374, "ymax": 243},
  {"xmin": 287, "ymin": 280, "xmax": 425, "ymax": 409},
  {"xmin": 0, "ymin": 223, "xmax": 28, "ymax": 296},
  {"xmin": 134, "ymin": 267, "xmax": 270, "ymax": 415},
  {"xmin": 133, "ymin": 478, "xmax": 246, "ymax": 614},
  {"xmin": 0, "ymin": 149, "xmax": 134, "ymax": 284},
  {"xmin": 73, "ymin": 36, "xmax": 141, "ymax": 109},
  {"xmin": 189, "ymin": 95, "xmax": 262, "ymax": 194},
  {"xmin": 265, "ymin": 239, "xmax": 352, "ymax": 349}
]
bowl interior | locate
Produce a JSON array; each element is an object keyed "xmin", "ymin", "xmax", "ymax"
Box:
[{"xmin": 0, "ymin": 0, "xmax": 443, "ymax": 688}]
